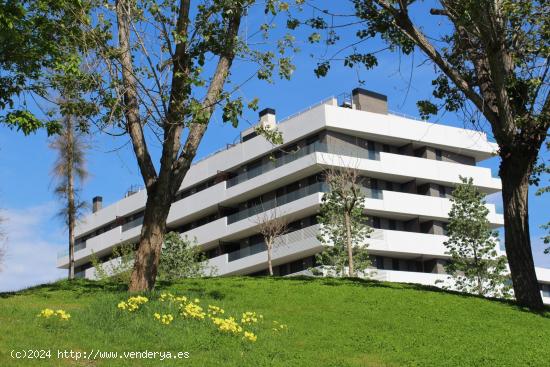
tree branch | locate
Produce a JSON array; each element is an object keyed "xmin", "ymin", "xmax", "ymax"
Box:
[
  {"xmin": 171, "ymin": 5, "xmax": 243, "ymax": 192},
  {"xmin": 115, "ymin": 0, "xmax": 157, "ymax": 188},
  {"xmin": 374, "ymin": 0, "xmax": 500, "ymax": 127}
]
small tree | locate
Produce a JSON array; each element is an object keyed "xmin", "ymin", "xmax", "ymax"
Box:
[
  {"xmin": 50, "ymin": 113, "xmax": 89, "ymax": 280},
  {"xmin": 158, "ymin": 232, "xmax": 208, "ymax": 281},
  {"xmin": 444, "ymin": 177, "xmax": 511, "ymax": 298},
  {"xmin": 91, "ymin": 242, "xmax": 135, "ymax": 283},
  {"xmin": 316, "ymin": 165, "xmax": 372, "ymax": 277},
  {"xmin": 253, "ymin": 209, "xmax": 288, "ymax": 276}
]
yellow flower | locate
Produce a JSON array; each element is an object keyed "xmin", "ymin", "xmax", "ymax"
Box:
[
  {"xmin": 117, "ymin": 295, "xmax": 148, "ymax": 312},
  {"xmin": 243, "ymin": 331, "xmax": 257, "ymax": 342},
  {"xmin": 241, "ymin": 311, "xmax": 259, "ymax": 324},
  {"xmin": 211, "ymin": 317, "xmax": 242, "ymax": 335},
  {"xmin": 193, "ymin": 298, "xmax": 200, "ymax": 303},
  {"xmin": 154, "ymin": 313, "xmax": 161, "ymax": 320},
  {"xmin": 181, "ymin": 302, "xmax": 206, "ymax": 320},
  {"xmin": 39, "ymin": 308, "xmax": 70, "ymax": 321},
  {"xmin": 207, "ymin": 305, "xmax": 225, "ymax": 316},
  {"xmin": 38, "ymin": 308, "xmax": 55, "ymax": 318}
]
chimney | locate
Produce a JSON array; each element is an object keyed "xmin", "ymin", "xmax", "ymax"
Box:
[
  {"xmin": 258, "ymin": 108, "xmax": 276, "ymax": 129},
  {"xmin": 352, "ymin": 88, "xmax": 388, "ymax": 114},
  {"xmin": 92, "ymin": 196, "xmax": 103, "ymax": 213},
  {"xmin": 240, "ymin": 108, "xmax": 277, "ymax": 142}
]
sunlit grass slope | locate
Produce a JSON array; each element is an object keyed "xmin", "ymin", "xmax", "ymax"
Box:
[{"xmin": 1, "ymin": 277, "xmax": 549, "ymax": 366}]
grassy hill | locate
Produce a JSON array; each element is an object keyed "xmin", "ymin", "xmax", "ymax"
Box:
[{"xmin": 0, "ymin": 277, "xmax": 549, "ymax": 366}]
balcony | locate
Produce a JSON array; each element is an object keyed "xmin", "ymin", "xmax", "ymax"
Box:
[
  {"xmin": 228, "ymin": 182, "xmax": 328, "ymax": 224},
  {"xmin": 227, "ymin": 141, "xmax": 379, "ymax": 188},
  {"xmin": 207, "ymin": 225, "xmax": 321, "ymax": 275},
  {"xmin": 57, "ymin": 241, "xmax": 87, "ymax": 259}
]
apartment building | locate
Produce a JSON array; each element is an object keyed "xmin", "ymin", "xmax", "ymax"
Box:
[{"xmin": 56, "ymin": 88, "xmax": 550, "ymax": 304}]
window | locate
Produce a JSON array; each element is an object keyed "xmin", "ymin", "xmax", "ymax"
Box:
[
  {"xmin": 367, "ymin": 140, "xmax": 376, "ymax": 159},
  {"xmin": 392, "ymin": 258, "xmax": 399, "ymax": 270},
  {"xmin": 372, "ymin": 217, "xmax": 381, "ymax": 229},
  {"xmin": 435, "ymin": 149, "xmax": 443, "ymax": 161},
  {"xmin": 541, "ymin": 284, "xmax": 550, "ymax": 298},
  {"xmin": 439, "ymin": 185, "xmax": 446, "ymax": 198},
  {"xmin": 376, "ymin": 256, "xmax": 384, "ymax": 269},
  {"xmin": 382, "ymin": 144, "xmax": 390, "ymax": 153},
  {"xmin": 389, "ymin": 219, "xmax": 397, "ymax": 230}
]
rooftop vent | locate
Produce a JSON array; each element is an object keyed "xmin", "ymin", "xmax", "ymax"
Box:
[
  {"xmin": 125, "ymin": 184, "xmax": 144, "ymax": 198},
  {"xmin": 352, "ymin": 88, "xmax": 388, "ymax": 114},
  {"xmin": 258, "ymin": 108, "xmax": 276, "ymax": 129},
  {"xmin": 241, "ymin": 108, "xmax": 277, "ymax": 142},
  {"xmin": 92, "ymin": 196, "xmax": 103, "ymax": 213}
]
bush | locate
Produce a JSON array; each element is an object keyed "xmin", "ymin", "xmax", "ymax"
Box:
[
  {"xmin": 91, "ymin": 242, "xmax": 135, "ymax": 283},
  {"xmin": 158, "ymin": 232, "xmax": 211, "ymax": 280}
]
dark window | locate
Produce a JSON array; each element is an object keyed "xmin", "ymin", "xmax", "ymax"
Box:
[
  {"xmin": 376, "ymin": 256, "xmax": 384, "ymax": 269},
  {"xmin": 389, "ymin": 220, "xmax": 397, "ymax": 230},
  {"xmin": 371, "ymin": 178, "xmax": 379, "ymax": 190},
  {"xmin": 392, "ymin": 258, "xmax": 399, "ymax": 271},
  {"xmin": 386, "ymin": 182, "xmax": 393, "ymax": 191},
  {"xmin": 372, "ymin": 217, "xmax": 381, "ymax": 229},
  {"xmin": 439, "ymin": 185, "xmax": 446, "ymax": 198},
  {"xmin": 382, "ymin": 144, "xmax": 390, "ymax": 153},
  {"xmin": 435, "ymin": 149, "xmax": 443, "ymax": 161}
]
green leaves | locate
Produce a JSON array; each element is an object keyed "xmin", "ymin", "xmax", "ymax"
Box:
[
  {"xmin": 254, "ymin": 124, "xmax": 283, "ymax": 146},
  {"xmin": 158, "ymin": 232, "xmax": 208, "ymax": 280},
  {"xmin": 222, "ymin": 98, "xmax": 243, "ymax": 128},
  {"xmin": 2, "ymin": 110, "xmax": 63, "ymax": 136},
  {"xmin": 443, "ymin": 177, "xmax": 511, "ymax": 298},
  {"xmin": 316, "ymin": 168, "xmax": 373, "ymax": 276},
  {"xmin": 416, "ymin": 100, "xmax": 438, "ymax": 120},
  {"xmin": 314, "ymin": 61, "xmax": 330, "ymax": 78},
  {"xmin": 0, "ymin": 0, "xmax": 94, "ymax": 133}
]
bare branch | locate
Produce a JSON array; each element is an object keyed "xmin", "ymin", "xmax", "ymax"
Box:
[{"xmin": 115, "ymin": 0, "xmax": 158, "ymax": 189}]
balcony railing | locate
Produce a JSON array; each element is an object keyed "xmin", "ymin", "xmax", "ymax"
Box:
[
  {"xmin": 227, "ymin": 141, "xmax": 379, "ymax": 188},
  {"xmin": 122, "ymin": 216, "xmax": 144, "ymax": 232},
  {"xmin": 57, "ymin": 242, "xmax": 87, "ymax": 259},
  {"xmin": 227, "ymin": 224, "xmax": 320, "ymax": 262},
  {"xmin": 227, "ymin": 181, "xmax": 329, "ymax": 224}
]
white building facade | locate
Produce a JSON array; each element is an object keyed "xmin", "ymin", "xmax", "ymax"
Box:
[{"xmin": 57, "ymin": 88, "xmax": 550, "ymax": 304}]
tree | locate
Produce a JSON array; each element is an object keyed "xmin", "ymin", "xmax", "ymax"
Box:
[
  {"xmin": 158, "ymin": 232, "xmax": 208, "ymax": 280},
  {"xmin": 50, "ymin": 113, "xmax": 89, "ymax": 280},
  {"xmin": 82, "ymin": 0, "xmax": 294, "ymax": 291},
  {"xmin": 297, "ymin": 0, "xmax": 549, "ymax": 310},
  {"xmin": 316, "ymin": 165, "xmax": 372, "ymax": 277},
  {"xmin": 0, "ymin": 0, "xmax": 94, "ymax": 135},
  {"xmin": 443, "ymin": 177, "xmax": 511, "ymax": 298},
  {"xmin": 253, "ymin": 208, "xmax": 288, "ymax": 276}
]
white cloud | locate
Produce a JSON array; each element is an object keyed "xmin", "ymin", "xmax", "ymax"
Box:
[{"xmin": 0, "ymin": 203, "xmax": 66, "ymax": 292}]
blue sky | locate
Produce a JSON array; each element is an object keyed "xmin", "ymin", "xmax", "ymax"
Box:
[{"xmin": 0, "ymin": 1, "xmax": 548, "ymax": 291}]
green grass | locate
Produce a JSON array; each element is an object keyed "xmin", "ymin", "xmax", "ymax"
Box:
[{"xmin": 0, "ymin": 277, "xmax": 549, "ymax": 366}]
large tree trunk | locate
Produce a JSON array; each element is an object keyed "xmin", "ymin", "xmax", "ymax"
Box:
[
  {"xmin": 344, "ymin": 211, "xmax": 354, "ymax": 277},
  {"xmin": 128, "ymin": 187, "xmax": 171, "ymax": 291},
  {"xmin": 500, "ymin": 152, "xmax": 544, "ymax": 311}
]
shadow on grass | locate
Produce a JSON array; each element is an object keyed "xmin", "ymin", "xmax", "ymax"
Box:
[
  {"xmin": 0, "ymin": 279, "xmax": 128, "ymax": 299},
  {"xmin": 265, "ymin": 275, "xmax": 550, "ymax": 317}
]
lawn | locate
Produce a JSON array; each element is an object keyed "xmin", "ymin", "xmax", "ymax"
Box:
[{"xmin": 0, "ymin": 277, "xmax": 549, "ymax": 366}]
